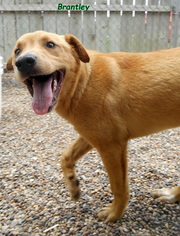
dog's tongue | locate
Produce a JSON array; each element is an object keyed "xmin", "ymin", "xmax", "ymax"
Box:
[{"xmin": 32, "ymin": 77, "xmax": 53, "ymax": 115}]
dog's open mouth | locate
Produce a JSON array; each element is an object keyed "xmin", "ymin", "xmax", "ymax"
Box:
[{"xmin": 24, "ymin": 69, "xmax": 65, "ymax": 115}]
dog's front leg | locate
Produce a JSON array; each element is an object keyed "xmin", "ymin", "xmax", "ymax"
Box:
[
  {"xmin": 61, "ymin": 136, "xmax": 92, "ymax": 200},
  {"xmin": 97, "ymin": 142, "xmax": 129, "ymax": 222}
]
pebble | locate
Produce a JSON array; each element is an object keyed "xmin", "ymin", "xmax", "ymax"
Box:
[{"xmin": 1, "ymin": 74, "xmax": 179, "ymax": 235}]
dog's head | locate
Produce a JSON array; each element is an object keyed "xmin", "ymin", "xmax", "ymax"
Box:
[{"xmin": 7, "ymin": 30, "xmax": 90, "ymax": 115}]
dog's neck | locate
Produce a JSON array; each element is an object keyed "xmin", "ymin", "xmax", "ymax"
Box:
[{"xmin": 55, "ymin": 61, "xmax": 91, "ymax": 121}]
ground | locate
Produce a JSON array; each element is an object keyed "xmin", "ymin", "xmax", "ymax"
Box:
[{"xmin": 0, "ymin": 73, "xmax": 179, "ymax": 235}]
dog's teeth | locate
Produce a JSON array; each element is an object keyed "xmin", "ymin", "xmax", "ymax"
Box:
[{"xmin": 53, "ymin": 79, "xmax": 57, "ymax": 92}]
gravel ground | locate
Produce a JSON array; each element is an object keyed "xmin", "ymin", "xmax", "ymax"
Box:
[{"xmin": 0, "ymin": 73, "xmax": 180, "ymax": 236}]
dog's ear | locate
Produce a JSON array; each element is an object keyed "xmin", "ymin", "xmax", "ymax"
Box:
[
  {"xmin": 6, "ymin": 56, "xmax": 13, "ymax": 70},
  {"xmin": 65, "ymin": 34, "xmax": 90, "ymax": 63}
]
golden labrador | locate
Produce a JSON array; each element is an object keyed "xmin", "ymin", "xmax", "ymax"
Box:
[{"xmin": 7, "ymin": 31, "xmax": 180, "ymax": 222}]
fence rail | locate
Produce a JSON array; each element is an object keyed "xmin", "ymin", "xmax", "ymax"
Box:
[
  {"xmin": 0, "ymin": 0, "xmax": 180, "ymax": 63},
  {"xmin": 0, "ymin": 4, "xmax": 173, "ymax": 12}
]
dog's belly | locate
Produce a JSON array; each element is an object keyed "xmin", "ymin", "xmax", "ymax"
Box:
[{"xmin": 126, "ymin": 106, "xmax": 180, "ymax": 139}]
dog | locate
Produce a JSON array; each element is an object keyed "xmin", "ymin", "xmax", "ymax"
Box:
[{"xmin": 7, "ymin": 31, "xmax": 180, "ymax": 222}]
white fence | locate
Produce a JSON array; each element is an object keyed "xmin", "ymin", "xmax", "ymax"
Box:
[{"xmin": 0, "ymin": 0, "xmax": 180, "ymax": 62}]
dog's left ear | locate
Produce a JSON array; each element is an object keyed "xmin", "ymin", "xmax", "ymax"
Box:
[
  {"xmin": 65, "ymin": 34, "xmax": 90, "ymax": 63},
  {"xmin": 6, "ymin": 56, "xmax": 13, "ymax": 70}
]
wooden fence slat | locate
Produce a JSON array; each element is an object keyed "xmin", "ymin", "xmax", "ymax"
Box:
[
  {"xmin": 131, "ymin": 12, "xmax": 147, "ymax": 52},
  {"xmin": 95, "ymin": 12, "xmax": 110, "ymax": 53},
  {"xmin": 29, "ymin": 12, "xmax": 43, "ymax": 32},
  {"xmin": 108, "ymin": 12, "xmax": 122, "ymax": 53},
  {"xmin": 43, "ymin": 12, "xmax": 56, "ymax": 33},
  {"xmin": 3, "ymin": 12, "xmax": 17, "ymax": 58},
  {"xmin": 81, "ymin": 12, "xmax": 97, "ymax": 50},
  {"xmin": 16, "ymin": 12, "xmax": 30, "ymax": 37},
  {"xmin": 68, "ymin": 12, "xmax": 83, "ymax": 40},
  {"xmin": 56, "ymin": 12, "xmax": 71, "ymax": 36},
  {"xmin": 0, "ymin": 13, "xmax": 4, "ymax": 57}
]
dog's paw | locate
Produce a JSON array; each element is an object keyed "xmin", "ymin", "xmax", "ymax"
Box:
[
  {"xmin": 71, "ymin": 186, "xmax": 81, "ymax": 201},
  {"xmin": 151, "ymin": 187, "xmax": 180, "ymax": 203},
  {"xmin": 97, "ymin": 204, "xmax": 121, "ymax": 222},
  {"xmin": 66, "ymin": 177, "xmax": 81, "ymax": 201}
]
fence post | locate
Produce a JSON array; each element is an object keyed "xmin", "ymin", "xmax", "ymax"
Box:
[
  {"xmin": 171, "ymin": 0, "xmax": 180, "ymax": 47},
  {"xmin": 0, "ymin": 57, "xmax": 3, "ymax": 118}
]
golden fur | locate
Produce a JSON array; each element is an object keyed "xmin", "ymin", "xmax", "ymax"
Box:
[{"xmin": 7, "ymin": 31, "xmax": 180, "ymax": 222}]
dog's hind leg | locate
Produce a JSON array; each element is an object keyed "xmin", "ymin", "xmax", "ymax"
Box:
[
  {"xmin": 97, "ymin": 142, "xmax": 129, "ymax": 222},
  {"xmin": 151, "ymin": 186, "xmax": 180, "ymax": 203},
  {"xmin": 61, "ymin": 136, "xmax": 92, "ymax": 200}
]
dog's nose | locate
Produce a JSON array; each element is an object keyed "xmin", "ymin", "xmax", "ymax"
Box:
[{"xmin": 15, "ymin": 54, "xmax": 37, "ymax": 73}]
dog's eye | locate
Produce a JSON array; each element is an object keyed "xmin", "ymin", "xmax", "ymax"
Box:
[
  {"xmin": 46, "ymin": 42, "xmax": 56, "ymax": 48},
  {"xmin": 15, "ymin": 48, "xmax": 21, "ymax": 56}
]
